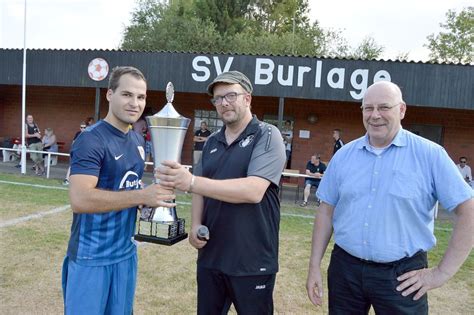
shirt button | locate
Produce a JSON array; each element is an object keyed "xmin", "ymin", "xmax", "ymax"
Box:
[
  {"xmin": 368, "ymin": 205, "xmax": 372, "ymax": 208},
  {"xmin": 374, "ymin": 171, "xmax": 379, "ymax": 175},
  {"xmin": 377, "ymin": 156, "xmax": 382, "ymax": 159},
  {"xmin": 364, "ymin": 223, "xmax": 369, "ymax": 227},
  {"xmin": 363, "ymin": 241, "xmax": 367, "ymax": 245},
  {"xmin": 372, "ymin": 188, "xmax": 376, "ymax": 192}
]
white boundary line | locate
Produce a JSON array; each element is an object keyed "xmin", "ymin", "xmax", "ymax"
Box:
[
  {"xmin": 0, "ymin": 204, "xmax": 70, "ymax": 228},
  {"xmin": 0, "ymin": 180, "xmax": 453, "ymax": 232},
  {"xmin": 0, "ymin": 180, "xmax": 68, "ymax": 190}
]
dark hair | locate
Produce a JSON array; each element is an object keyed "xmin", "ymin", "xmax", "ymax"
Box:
[
  {"xmin": 334, "ymin": 128, "xmax": 341, "ymax": 133},
  {"xmin": 108, "ymin": 66, "xmax": 147, "ymax": 91},
  {"xmin": 85, "ymin": 117, "xmax": 95, "ymax": 126}
]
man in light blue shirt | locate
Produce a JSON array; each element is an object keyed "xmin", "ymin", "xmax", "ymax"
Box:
[{"xmin": 306, "ymin": 81, "xmax": 473, "ymax": 314}]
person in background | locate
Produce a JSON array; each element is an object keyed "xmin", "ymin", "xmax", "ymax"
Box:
[
  {"xmin": 85, "ymin": 116, "xmax": 95, "ymax": 127},
  {"xmin": 25, "ymin": 114, "xmax": 45, "ymax": 176},
  {"xmin": 42, "ymin": 128, "xmax": 58, "ymax": 165},
  {"xmin": 281, "ymin": 120, "xmax": 293, "ymax": 167},
  {"xmin": 456, "ymin": 156, "xmax": 472, "ymax": 187},
  {"xmin": 332, "ymin": 128, "xmax": 344, "ymax": 155},
  {"xmin": 193, "ymin": 121, "xmax": 211, "ymax": 166},
  {"xmin": 300, "ymin": 154, "xmax": 326, "ymax": 207},
  {"xmin": 306, "ymin": 81, "xmax": 473, "ymax": 314},
  {"xmin": 63, "ymin": 122, "xmax": 87, "ymax": 185},
  {"xmin": 156, "ymin": 71, "xmax": 286, "ymax": 314},
  {"xmin": 62, "ymin": 66, "xmax": 174, "ymax": 314}
]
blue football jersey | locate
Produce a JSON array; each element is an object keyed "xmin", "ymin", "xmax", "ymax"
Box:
[{"xmin": 67, "ymin": 120, "xmax": 145, "ymax": 266}]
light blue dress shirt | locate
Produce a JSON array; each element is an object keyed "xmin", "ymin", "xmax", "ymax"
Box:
[{"xmin": 317, "ymin": 128, "xmax": 473, "ymax": 263}]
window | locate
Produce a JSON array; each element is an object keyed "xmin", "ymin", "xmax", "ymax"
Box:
[{"xmin": 194, "ymin": 109, "xmax": 223, "ymax": 133}]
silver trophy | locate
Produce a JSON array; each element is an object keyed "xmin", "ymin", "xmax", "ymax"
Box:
[{"xmin": 134, "ymin": 82, "xmax": 191, "ymax": 246}]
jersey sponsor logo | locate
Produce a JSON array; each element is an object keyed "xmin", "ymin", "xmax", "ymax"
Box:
[
  {"xmin": 239, "ymin": 135, "xmax": 254, "ymax": 148},
  {"xmin": 114, "ymin": 154, "xmax": 124, "ymax": 160},
  {"xmin": 118, "ymin": 171, "xmax": 141, "ymax": 190},
  {"xmin": 255, "ymin": 285, "xmax": 266, "ymax": 290},
  {"xmin": 210, "ymin": 148, "xmax": 217, "ymax": 154},
  {"xmin": 260, "ymin": 267, "xmax": 267, "ymax": 271},
  {"xmin": 137, "ymin": 146, "xmax": 145, "ymax": 160}
]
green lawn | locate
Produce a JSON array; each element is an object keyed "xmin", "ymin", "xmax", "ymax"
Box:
[{"xmin": 0, "ymin": 173, "xmax": 472, "ymax": 314}]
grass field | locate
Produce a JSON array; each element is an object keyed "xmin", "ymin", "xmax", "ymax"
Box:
[{"xmin": 0, "ymin": 173, "xmax": 472, "ymax": 314}]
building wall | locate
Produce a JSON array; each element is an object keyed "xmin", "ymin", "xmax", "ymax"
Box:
[{"xmin": 1, "ymin": 85, "xmax": 473, "ymax": 171}]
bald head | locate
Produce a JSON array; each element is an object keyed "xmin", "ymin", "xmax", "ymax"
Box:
[{"xmin": 363, "ymin": 81, "xmax": 405, "ymax": 107}]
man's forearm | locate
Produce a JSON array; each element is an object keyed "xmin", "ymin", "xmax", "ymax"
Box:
[
  {"xmin": 309, "ymin": 204, "xmax": 334, "ymax": 269},
  {"xmin": 69, "ymin": 186, "xmax": 146, "ymax": 213}
]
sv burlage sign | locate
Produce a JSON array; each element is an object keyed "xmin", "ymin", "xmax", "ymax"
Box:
[{"xmin": 191, "ymin": 55, "xmax": 391, "ymax": 101}]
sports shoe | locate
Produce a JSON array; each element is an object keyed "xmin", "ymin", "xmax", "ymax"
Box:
[
  {"xmin": 300, "ymin": 201, "xmax": 308, "ymax": 207},
  {"xmin": 62, "ymin": 179, "xmax": 69, "ymax": 186}
]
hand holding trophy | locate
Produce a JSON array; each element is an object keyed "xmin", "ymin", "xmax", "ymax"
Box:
[{"xmin": 134, "ymin": 82, "xmax": 191, "ymax": 245}]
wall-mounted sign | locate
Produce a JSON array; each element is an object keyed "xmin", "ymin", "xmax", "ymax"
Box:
[{"xmin": 88, "ymin": 58, "xmax": 109, "ymax": 81}]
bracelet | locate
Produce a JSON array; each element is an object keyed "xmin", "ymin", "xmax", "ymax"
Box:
[{"xmin": 187, "ymin": 175, "xmax": 196, "ymax": 193}]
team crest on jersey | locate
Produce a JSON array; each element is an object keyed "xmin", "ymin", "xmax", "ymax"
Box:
[
  {"xmin": 137, "ymin": 146, "xmax": 145, "ymax": 160},
  {"xmin": 239, "ymin": 135, "xmax": 254, "ymax": 148}
]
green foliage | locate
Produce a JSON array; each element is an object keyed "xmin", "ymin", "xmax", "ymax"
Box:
[
  {"xmin": 350, "ymin": 36, "xmax": 385, "ymax": 59},
  {"xmin": 121, "ymin": 0, "xmax": 383, "ymax": 59},
  {"xmin": 425, "ymin": 6, "xmax": 474, "ymax": 64}
]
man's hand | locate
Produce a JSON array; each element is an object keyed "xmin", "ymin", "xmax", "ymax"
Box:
[
  {"xmin": 306, "ymin": 266, "xmax": 324, "ymax": 306},
  {"xmin": 155, "ymin": 161, "xmax": 193, "ymax": 192},
  {"xmin": 141, "ymin": 183, "xmax": 176, "ymax": 208},
  {"xmin": 396, "ymin": 267, "xmax": 450, "ymax": 300},
  {"xmin": 189, "ymin": 225, "xmax": 207, "ymax": 249}
]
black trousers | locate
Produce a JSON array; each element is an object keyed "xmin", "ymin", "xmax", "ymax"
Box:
[
  {"xmin": 197, "ymin": 266, "xmax": 275, "ymax": 315},
  {"xmin": 328, "ymin": 244, "xmax": 428, "ymax": 315}
]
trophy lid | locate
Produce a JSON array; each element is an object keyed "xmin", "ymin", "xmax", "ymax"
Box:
[{"xmin": 147, "ymin": 82, "xmax": 190, "ymax": 127}]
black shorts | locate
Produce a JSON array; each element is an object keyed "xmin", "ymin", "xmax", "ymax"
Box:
[{"xmin": 197, "ymin": 266, "xmax": 276, "ymax": 315}]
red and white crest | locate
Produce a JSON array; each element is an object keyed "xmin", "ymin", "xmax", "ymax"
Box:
[{"xmin": 88, "ymin": 58, "xmax": 109, "ymax": 81}]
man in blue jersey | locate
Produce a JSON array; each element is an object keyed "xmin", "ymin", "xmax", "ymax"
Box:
[
  {"xmin": 306, "ymin": 81, "xmax": 473, "ymax": 314},
  {"xmin": 156, "ymin": 71, "xmax": 286, "ymax": 314},
  {"xmin": 62, "ymin": 66, "xmax": 175, "ymax": 314}
]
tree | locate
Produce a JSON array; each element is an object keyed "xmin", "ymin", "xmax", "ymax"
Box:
[
  {"xmin": 425, "ymin": 6, "xmax": 473, "ymax": 64},
  {"xmin": 350, "ymin": 36, "xmax": 384, "ymax": 60},
  {"xmin": 120, "ymin": 0, "xmax": 384, "ymax": 60}
]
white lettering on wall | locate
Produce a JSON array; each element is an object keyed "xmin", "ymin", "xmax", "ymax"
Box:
[
  {"xmin": 277, "ymin": 65, "xmax": 294, "ymax": 86},
  {"xmin": 350, "ymin": 69, "xmax": 369, "ymax": 99},
  {"xmin": 213, "ymin": 56, "xmax": 234, "ymax": 75},
  {"xmin": 373, "ymin": 70, "xmax": 391, "ymax": 82},
  {"xmin": 191, "ymin": 56, "xmax": 392, "ymax": 100},
  {"xmin": 297, "ymin": 66, "xmax": 311, "ymax": 87},
  {"xmin": 191, "ymin": 56, "xmax": 211, "ymax": 82},
  {"xmin": 314, "ymin": 61, "xmax": 322, "ymax": 88},
  {"xmin": 255, "ymin": 58, "xmax": 274, "ymax": 85},
  {"xmin": 327, "ymin": 68, "xmax": 345, "ymax": 89}
]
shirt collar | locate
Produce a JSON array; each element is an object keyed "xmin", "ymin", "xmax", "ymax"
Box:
[
  {"xmin": 216, "ymin": 115, "xmax": 260, "ymax": 144},
  {"xmin": 357, "ymin": 127, "xmax": 407, "ymax": 150}
]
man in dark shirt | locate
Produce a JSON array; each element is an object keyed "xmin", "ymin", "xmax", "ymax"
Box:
[
  {"xmin": 333, "ymin": 129, "xmax": 344, "ymax": 155},
  {"xmin": 156, "ymin": 71, "xmax": 286, "ymax": 314},
  {"xmin": 193, "ymin": 121, "xmax": 211, "ymax": 166},
  {"xmin": 25, "ymin": 114, "xmax": 44, "ymax": 175},
  {"xmin": 300, "ymin": 154, "xmax": 326, "ymax": 207}
]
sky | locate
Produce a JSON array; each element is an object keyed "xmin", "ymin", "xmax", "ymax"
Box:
[{"xmin": 1, "ymin": 0, "xmax": 471, "ymax": 61}]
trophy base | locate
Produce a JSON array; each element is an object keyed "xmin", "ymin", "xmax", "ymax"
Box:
[
  {"xmin": 134, "ymin": 233, "xmax": 188, "ymax": 246},
  {"xmin": 134, "ymin": 217, "xmax": 187, "ymax": 246}
]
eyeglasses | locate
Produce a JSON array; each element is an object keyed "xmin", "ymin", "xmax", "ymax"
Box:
[
  {"xmin": 460, "ymin": 160, "xmax": 467, "ymax": 163},
  {"xmin": 80, "ymin": 126, "xmax": 86, "ymax": 129},
  {"xmin": 361, "ymin": 103, "xmax": 400, "ymax": 113},
  {"xmin": 210, "ymin": 92, "xmax": 247, "ymax": 106}
]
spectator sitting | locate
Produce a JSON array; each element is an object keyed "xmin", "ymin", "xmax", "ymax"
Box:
[
  {"xmin": 300, "ymin": 154, "xmax": 326, "ymax": 207},
  {"xmin": 42, "ymin": 128, "xmax": 58, "ymax": 155},
  {"xmin": 457, "ymin": 156, "xmax": 472, "ymax": 187}
]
